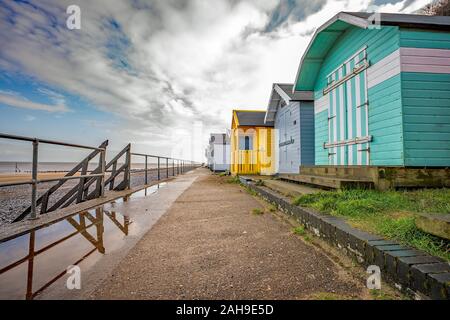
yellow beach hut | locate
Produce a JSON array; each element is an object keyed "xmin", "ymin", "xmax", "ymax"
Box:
[{"xmin": 230, "ymin": 110, "xmax": 276, "ymax": 175}]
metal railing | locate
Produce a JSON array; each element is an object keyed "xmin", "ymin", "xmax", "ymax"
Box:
[
  {"xmin": 130, "ymin": 152, "xmax": 197, "ymax": 185},
  {"xmin": 0, "ymin": 133, "xmax": 107, "ymax": 221},
  {"xmin": 0, "ymin": 132, "xmax": 201, "ymax": 223}
]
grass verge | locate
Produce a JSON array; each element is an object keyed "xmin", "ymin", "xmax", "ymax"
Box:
[
  {"xmin": 251, "ymin": 208, "xmax": 264, "ymax": 215},
  {"xmin": 226, "ymin": 176, "xmax": 240, "ymax": 184},
  {"xmin": 293, "ymin": 188, "xmax": 450, "ymax": 261}
]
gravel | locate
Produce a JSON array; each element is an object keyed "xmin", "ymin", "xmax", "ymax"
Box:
[{"xmin": 0, "ymin": 167, "xmax": 195, "ymax": 227}]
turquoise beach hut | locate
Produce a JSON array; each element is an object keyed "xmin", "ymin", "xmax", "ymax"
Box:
[{"xmin": 294, "ymin": 12, "xmax": 450, "ymax": 167}]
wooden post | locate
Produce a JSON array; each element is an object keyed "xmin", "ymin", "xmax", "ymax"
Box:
[
  {"xmin": 166, "ymin": 158, "xmax": 169, "ymax": 178},
  {"xmin": 126, "ymin": 144, "xmax": 131, "ymax": 189},
  {"xmin": 77, "ymin": 159, "xmax": 88, "ymax": 203},
  {"xmin": 100, "ymin": 149, "xmax": 106, "ymax": 197},
  {"xmin": 30, "ymin": 139, "xmax": 39, "ymax": 220}
]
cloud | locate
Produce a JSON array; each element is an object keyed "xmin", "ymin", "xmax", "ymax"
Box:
[
  {"xmin": 0, "ymin": 90, "xmax": 70, "ymax": 112},
  {"xmin": 0, "ymin": 0, "xmax": 430, "ymax": 160}
]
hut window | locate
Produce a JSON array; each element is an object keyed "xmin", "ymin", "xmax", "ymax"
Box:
[
  {"xmin": 239, "ymin": 135, "xmax": 252, "ymax": 151},
  {"xmin": 244, "ymin": 136, "xmax": 250, "ymax": 150}
]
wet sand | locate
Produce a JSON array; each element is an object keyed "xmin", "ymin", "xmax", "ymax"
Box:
[{"xmin": 0, "ymin": 169, "xmax": 177, "ymax": 226}]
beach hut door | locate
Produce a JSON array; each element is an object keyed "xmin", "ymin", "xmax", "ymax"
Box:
[{"xmin": 325, "ymin": 48, "xmax": 370, "ymax": 165}]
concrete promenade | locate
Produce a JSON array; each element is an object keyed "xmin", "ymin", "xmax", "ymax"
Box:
[{"xmin": 89, "ymin": 168, "xmax": 374, "ymax": 300}]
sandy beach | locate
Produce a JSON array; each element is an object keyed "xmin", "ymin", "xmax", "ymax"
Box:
[
  {"xmin": 0, "ymin": 168, "xmax": 175, "ymax": 226},
  {"xmin": 0, "ymin": 172, "xmax": 80, "ymax": 184}
]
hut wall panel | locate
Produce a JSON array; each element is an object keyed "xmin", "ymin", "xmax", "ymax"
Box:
[
  {"xmin": 401, "ymin": 47, "xmax": 450, "ymax": 73},
  {"xmin": 299, "ymin": 102, "xmax": 315, "ymax": 166},
  {"xmin": 313, "ymin": 25, "xmax": 401, "ymax": 166},
  {"xmin": 367, "ymin": 49, "xmax": 401, "ymax": 88},
  {"xmin": 314, "ymin": 93, "xmax": 328, "ymax": 114},
  {"xmin": 314, "ymin": 110, "xmax": 329, "ymax": 165},
  {"xmin": 402, "ymin": 72, "xmax": 450, "ymax": 166},
  {"xmin": 367, "ymin": 74, "xmax": 404, "ymax": 165},
  {"xmin": 399, "ymin": 29, "xmax": 450, "ymax": 167},
  {"xmin": 276, "ymin": 102, "xmax": 301, "ymax": 173},
  {"xmin": 314, "ymin": 26, "xmax": 400, "ymax": 93},
  {"xmin": 399, "ymin": 29, "xmax": 450, "ymax": 50}
]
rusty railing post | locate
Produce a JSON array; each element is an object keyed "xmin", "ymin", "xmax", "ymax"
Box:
[
  {"xmin": 145, "ymin": 155, "xmax": 148, "ymax": 185},
  {"xmin": 172, "ymin": 158, "xmax": 175, "ymax": 176},
  {"xmin": 30, "ymin": 139, "xmax": 39, "ymax": 220},
  {"xmin": 166, "ymin": 158, "xmax": 168, "ymax": 178},
  {"xmin": 157, "ymin": 157, "xmax": 160, "ymax": 181}
]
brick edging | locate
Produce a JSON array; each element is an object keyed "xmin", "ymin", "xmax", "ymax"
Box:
[{"xmin": 240, "ymin": 178, "xmax": 450, "ymax": 300}]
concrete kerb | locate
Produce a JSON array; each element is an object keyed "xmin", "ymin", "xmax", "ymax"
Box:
[{"xmin": 241, "ymin": 179, "xmax": 450, "ymax": 300}]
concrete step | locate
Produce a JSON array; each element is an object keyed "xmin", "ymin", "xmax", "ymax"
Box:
[
  {"xmin": 279, "ymin": 174, "xmax": 374, "ymax": 189},
  {"xmin": 263, "ymin": 179, "xmax": 321, "ymax": 198},
  {"xmin": 415, "ymin": 213, "xmax": 450, "ymax": 240},
  {"xmin": 300, "ymin": 165, "xmax": 377, "ymax": 180}
]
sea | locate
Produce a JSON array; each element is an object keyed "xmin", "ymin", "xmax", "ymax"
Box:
[{"xmin": 0, "ymin": 161, "xmax": 155, "ymax": 174}]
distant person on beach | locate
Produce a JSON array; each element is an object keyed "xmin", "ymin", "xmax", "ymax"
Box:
[{"xmin": 15, "ymin": 162, "xmax": 21, "ymax": 173}]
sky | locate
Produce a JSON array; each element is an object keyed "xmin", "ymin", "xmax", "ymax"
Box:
[{"xmin": 0, "ymin": 0, "xmax": 431, "ymax": 163}]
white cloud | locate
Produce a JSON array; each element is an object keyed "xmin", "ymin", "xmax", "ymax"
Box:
[
  {"xmin": 0, "ymin": 0, "xmax": 430, "ymax": 160},
  {"xmin": 0, "ymin": 91, "xmax": 70, "ymax": 113}
]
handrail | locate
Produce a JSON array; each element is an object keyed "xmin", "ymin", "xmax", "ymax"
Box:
[
  {"xmin": 0, "ymin": 133, "xmax": 107, "ymax": 221},
  {"xmin": 0, "ymin": 173, "xmax": 104, "ymax": 188},
  {"xmin": 0, "ymin": 133, "xmax": 105, "ymax": 151},
  {"xmin": 130, "ymin": 152, "xmax": 200, "ymax": 185},
  {"xmin": 0, "ymin": 132, "xmax": 200, "ymax": 223}
]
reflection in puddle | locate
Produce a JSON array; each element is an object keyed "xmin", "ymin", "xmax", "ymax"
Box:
[{"xmin": 0, "ymin": 183, "xmax": 166, "ymax": 300}]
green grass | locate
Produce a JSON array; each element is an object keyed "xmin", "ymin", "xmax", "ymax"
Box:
[
  {"xmin": 369, "ymin": 289, "xmax": 396, "ymax": 300},
  {"xmin": 218, "ymin": 170, "xmax": 230, "ymax": 177},
  {"xmin": 292, "ymin": 226, "xmax": 312, "ymax": 242},
  {"xmin": 255, "ymin": 179, "xmax": 264, "ymax": 186},
  {"xmin": 292, "ymin": 226, "xmax": 306, "ymax": 236},
  {"xmin": 308, "ymin": 292, "xmax": 355, "ymax": 300},
  {"xmin": 251, "ymin": 208, "xmax": 264, "ymax": 215},
  {"xmin": 245, "ymin": 186, "xmax": 257, "ymax": 196},
  {"xmin": 293, "ymin": 188, "xmax": 450, "ymax": 261},
  {"xmin": 226, "ymin": 176, "xmax": 240, "ymax": 184}
]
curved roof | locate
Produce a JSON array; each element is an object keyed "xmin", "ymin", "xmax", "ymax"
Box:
[{"xmin": 293, "ymin": 12, "xmax": 450, "ymax": 92}]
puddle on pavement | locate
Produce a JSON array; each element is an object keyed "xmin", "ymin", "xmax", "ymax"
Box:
[{"xmin": 0, "ymin": 183, "xmax": 167, "ymax": 300}]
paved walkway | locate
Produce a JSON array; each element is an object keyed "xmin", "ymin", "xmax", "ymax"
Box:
[{"xmin": 91, "ymin": 168, "xmax": 368, "ymax": 299}]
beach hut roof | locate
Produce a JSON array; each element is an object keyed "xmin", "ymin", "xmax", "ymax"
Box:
[
  {"xmin": 294, "ymin": 12, "xmax": 450, "ymax": 92},
  {"xmin": 233, "ymin": 110, "xmax": 274, "ymax": 127},
  {"xmin": 264, "ymin": 83, "xmax": 313, "ymax": 123}
]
